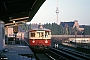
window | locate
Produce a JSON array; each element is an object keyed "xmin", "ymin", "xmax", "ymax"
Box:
[
  {"xmin": 37, "ymin": 32, "xmax": 40, "ymax": 37},
  {"xmin": 31, "ymin": 33, "xmax": 35, "ymax": 37},
  {"xmin": 48, "ymin": 32, "xmax": 50, "ymax": 35},
  {"xmin": 41, "ymin": 32, "xmax": 44, "ymax": 37}
]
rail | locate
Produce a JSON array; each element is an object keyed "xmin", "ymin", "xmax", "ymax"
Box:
[{"xmin": 50, "ymin": 47, "xmax": 90, "ymax": 60}]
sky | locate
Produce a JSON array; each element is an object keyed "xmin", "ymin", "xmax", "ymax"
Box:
[{"xmin": 27, "ymin": 0, "xmax": 90, "ymax": 25}]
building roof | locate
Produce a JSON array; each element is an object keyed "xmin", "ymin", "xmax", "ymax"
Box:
[
  {"xmin": 60, "ymin": 22, "xmax": 74, "ymax": 27},
  {"xmin": 79, "ymin": 25, "xmax": 85, "ymax": 28}
]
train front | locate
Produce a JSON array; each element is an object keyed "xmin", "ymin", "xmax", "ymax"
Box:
[{"xmin": 29, "ymin": 28, "xmax": 51, "ymax": 51}]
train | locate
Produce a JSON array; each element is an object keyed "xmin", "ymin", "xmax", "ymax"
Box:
[{"xmin": 24, "ymin": 28, "xmax": 51, "ymax": 51}]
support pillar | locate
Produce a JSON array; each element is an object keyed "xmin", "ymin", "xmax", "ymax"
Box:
[{"xmin": 0, "ymin": 20, "xmax": 5, "ymax": 51}]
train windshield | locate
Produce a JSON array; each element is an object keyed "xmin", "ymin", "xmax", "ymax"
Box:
[
  {"xmin": 31, "ymin": 33, "xmax": 35, "ymax": 37},
  {"xmin": 37, "ymin": 32, "xmax": 44, "ymax": 37},
  {"xmin": 45, "ymin": 31, "xmax": 51, "ymax": 37}
]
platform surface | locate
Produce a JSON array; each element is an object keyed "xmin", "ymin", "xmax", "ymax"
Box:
[{"xmin": 2, "ymin": 43, "xmax": 35, "ymax": 60}]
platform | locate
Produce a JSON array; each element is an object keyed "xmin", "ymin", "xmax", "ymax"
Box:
[{"xmin": 1, "ymin": 41, "xmax": 35, "ymax": 60}]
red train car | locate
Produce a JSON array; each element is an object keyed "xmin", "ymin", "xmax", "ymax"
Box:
[{"xmin": 24, "ymin": 28, "xmax": 51, "ymax": 50}]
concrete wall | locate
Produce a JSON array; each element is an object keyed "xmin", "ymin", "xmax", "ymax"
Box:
[{"xmin": 69, "ymin": 38, "xmax": 90, "ymax": 43}]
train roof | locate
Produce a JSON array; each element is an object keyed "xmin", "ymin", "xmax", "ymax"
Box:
[{"xmin": 30, "ymin": 28, "xmax": 51, "ymax": 32}]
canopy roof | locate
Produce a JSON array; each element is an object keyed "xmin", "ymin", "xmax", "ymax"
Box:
[{"xmin": 0, "ymin": 0, "xmax": 45, "ymax": 23}]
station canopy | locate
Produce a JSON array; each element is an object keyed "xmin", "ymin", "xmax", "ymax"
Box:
[{"xmin": 0, "ymin": 0, "xmax": 45, "ymax": 24}]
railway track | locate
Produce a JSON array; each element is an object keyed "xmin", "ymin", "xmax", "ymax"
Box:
[
  {"xmin": 34, "ymin": 53, "xmax": 54, "ymax": 60},
  {"xmin": 46, "ymin": 50, "xmax": 68, "ymax": 60},
  {"xmin": 50, "ymin": 47, "xmax": 90, "ymax": 60},
  {"xmin": 33, "ymin": 47, "xmax": 90, "ymax": 60},
  {"xmin": 33, "ymin": 49, "xmax": 68, "ymax": 60},
  {"xmin": 31, "ymin": 41, "xmax": 90, "ymax": 60},
  {"xmin": 33, "ymin": 45, "xmax": 90, "ymax": 60},
  {"xmin": 58, "ymin": 46, "xmax": 90, "ymax": 59}
]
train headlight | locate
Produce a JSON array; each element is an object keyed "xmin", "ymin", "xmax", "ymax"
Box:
[
  {"xmin": 45, "ymin": 40, "xmax": 48, "ymax": 43},
  {"xmin": 32, "ymin": 40, "xmax": 35, "ymax": 43}
]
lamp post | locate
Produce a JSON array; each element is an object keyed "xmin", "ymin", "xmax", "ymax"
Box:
[{"xmin": 13, "ymin": 21, "xmax": 18, "ymax": 43}]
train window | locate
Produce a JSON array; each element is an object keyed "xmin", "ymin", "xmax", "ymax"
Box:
[
  {"xmin": 45, "ymin": 32, "xmax": 50, "ymax": 35},
  {"xmin": 45, "ymin": 32, "xmax": 47, "ymax": 35},
  {"xmin": 41, "ymin": 32, "xmax": 44, "ymax": 37},
  {"xmin": 31, "ymin": 33, "xmax": 35, "ymax": 37},
  {"xmin": 45, "ymin": 32, "xmax": 48, "ymax": 37},
  {"xmin": 48, "ymin": 32, "xmax": 50, "ymax": 35},
  {"xmin": 37, "ymin": 32, "xmax": 40, "ymax": 37}
]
